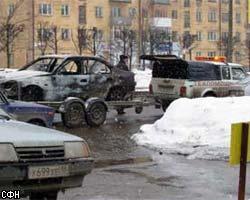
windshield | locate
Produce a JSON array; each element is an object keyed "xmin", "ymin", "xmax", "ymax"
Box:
[
  {"xmin": 20, "ymin": 57, "xmax": 64, "ymax": 72},
  {"xmin": 0, "ymin": 109, "xmax": 11, "ymax": 120}
]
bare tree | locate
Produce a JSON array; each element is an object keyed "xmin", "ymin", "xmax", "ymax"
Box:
[
  {"xmin": 72, "ymin": 26, "xmax": 102, "ymax": 56},
  {"xmin": 36, "ymin": 22, "xmax": 61, "ymax": 55},
  {"xmin": 0, "ymin": 0, "xmax": 25, "ymax": 68}
]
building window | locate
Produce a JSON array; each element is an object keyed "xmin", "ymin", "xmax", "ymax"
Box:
[
  {"xmin": 208, "ymin": 31, "xmax": 217, "ymax": 41},
  {"xmin": 39, "ymin": 4, "xmax": 52, "ymax": 15},
  {"xmin": 112, "ymin": 7, "xmax": 121, "ymax": 17},
  {"xmin": 208, "ymin": 51, "xmax": 216, "ymax": 57},
  {"xmin": 196, "ymin": 10, "xmax": 202, "ymax": 22},
  {"xmin": 79, "ymin": 6, "xmax": 86, "ymax": 24},
  {"xmin": 95, "ymin": 7, "xmax": 103, "ymax": 18},
  {"xmin": 236, "ymin": 13, "xmax": 241, "ymax": 24},
  {"xmin": 184, "ymin": 11, "xmax": 190, "ymax": 28},
  {"xmin": 196, "ymin": 51, "xmax": 202, "ymax": 56},
  {"xmin": 221, "ymin": 32, "xmax": 228, "ymax": 40},
  {"xmin": 235, "ymin": 0, "xmax": 240, "ymax": 4},
  {"xmin": 172, "ymin": 10, "xmax": 178, "ymax": 19},
  {"xmin": 61, "ymin": 28, "xmax": 70, "ymax": 40},
  {"xmin": 61, "ymin": 5, "xmax": 69, "ymax": 16},
  {"xmin": 129, "ymin": 8, "xmax": 137, "ymax": 18},
  {"xmin": 208, "ymin": 10, "xmax": 217, "ymax": 22},
  {"xmin": 184, "ymin": 0, "xmax": 190, "ymax": 7},
  {"xmin": 235, "ymin": 32, "xmax": 241, "ymax": 42},
  {"xmin": 196, "ymin": 31, "xmax": 202, "ymax": 41},
  {"xmin": 196, "ymin": 0, "xmax": 202, "ymax": 6},
  {"xmin": 222, "ymin": 13, "xmax": 229, "ymax": 23},
  {"xmin": 8, "ymin": 3, "xmax": 15, "ymax": 16}
]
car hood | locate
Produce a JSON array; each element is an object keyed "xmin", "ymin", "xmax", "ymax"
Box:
[
  {"xmin": 0, "ymin": 70, "xmax": 50, "ymax": 81},
  {"xmin": 0, "ymin": 120, "xmax": 83, "ymax": 147},
  {"xmin": 8, "ymin": 100, "xmax": 54, "ymax": 111}
]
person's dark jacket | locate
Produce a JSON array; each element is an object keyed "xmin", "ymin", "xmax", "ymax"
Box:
[{"xmin": 116, "ymin": 60, "xmax": 129, "ymax": 71}]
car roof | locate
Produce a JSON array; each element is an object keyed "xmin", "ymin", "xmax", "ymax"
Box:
[
  {"xmin": 188, "ymin": 61, "xmax": 226, "ymax": 66},
  {"xmin": 39, "ymin": 54, "xmax": 105, "ymax": 60}
]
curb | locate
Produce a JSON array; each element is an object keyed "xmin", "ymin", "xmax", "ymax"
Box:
[{"xmin": 94, "ymin": 156, "xmax": 153, "ymax": 168}]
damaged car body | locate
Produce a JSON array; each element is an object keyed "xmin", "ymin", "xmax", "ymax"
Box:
[{"xmin": 0, "ymin": 55, "xmax": 136, "ymax": 102}]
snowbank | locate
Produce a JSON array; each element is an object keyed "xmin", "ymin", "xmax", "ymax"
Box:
[
  {"xmin": 133, "ymin": 68, "xmax": 152, "ymax": 91},
  {"xmin": 132, "ymin": 97, "xmax": 250, "ymax": 160}
]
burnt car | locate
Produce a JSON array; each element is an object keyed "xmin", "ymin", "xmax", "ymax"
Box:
[
  {"xmin": 0, "ymin": 55, "xmax": 136, "ymax": 102},
  {"xmin": 0, "ymin": 90, "xmax": 54, "ymax": 127}
]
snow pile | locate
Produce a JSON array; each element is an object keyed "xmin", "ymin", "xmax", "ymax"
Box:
[
  {"xmin": 133, "ymin": 68, "xmax": 152, "ymax": 91},
  {"xmin": 132, "ymin": 97, "xmax": 250, "ymax": 160}
]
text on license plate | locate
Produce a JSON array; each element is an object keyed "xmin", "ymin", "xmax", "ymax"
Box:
[{"xmin": 28, "ymin": 164, "xmax": 70, "ymax": 180}]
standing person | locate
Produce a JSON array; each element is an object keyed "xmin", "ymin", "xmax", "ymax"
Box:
[{"xmin": 116, "ymin": 55, "xmax": 129, "ymax": 71}]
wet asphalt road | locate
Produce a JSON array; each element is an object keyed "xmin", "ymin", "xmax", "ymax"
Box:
[{"xmin": 54, "ymin": 106, "xmax": 250, "ymax": 200}]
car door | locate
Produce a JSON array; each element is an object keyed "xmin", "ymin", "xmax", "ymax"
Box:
[
  {"xmin": 87, "ymin": 58, "xmax": 113, "ymax": 98},
  {"xmin": 51, "ymin": 58, "xmax": 90, "ymax": 100}
]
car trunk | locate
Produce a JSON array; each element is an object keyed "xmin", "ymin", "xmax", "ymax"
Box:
[{"xmin": 151, "ymin": 59, "xmax": 188, "ymax": 96}]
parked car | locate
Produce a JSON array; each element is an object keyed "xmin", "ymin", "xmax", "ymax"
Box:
[
  {"xmin": 0, "ymin": 90, "xmax": 54, "ymax": 127},
  {"xmin": 0, "ymin": 55, "xmax": 136, "ymax": 102},
  {"xmin": 141, "ymin": 55, "xmax": 246, "ymax": 111},
  {"xmin": 0, "ymin": 108, "xmax": 94, "ymax": 200}
]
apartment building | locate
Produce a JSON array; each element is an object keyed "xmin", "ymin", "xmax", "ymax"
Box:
[{"xmin": 0, "ymin": 0, "xmax": 248, "ymax": 68}]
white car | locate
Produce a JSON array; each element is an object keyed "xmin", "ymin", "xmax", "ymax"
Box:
[{"xmin": 0, "ymin": 109, "xmax": 94, "ymax": 200}]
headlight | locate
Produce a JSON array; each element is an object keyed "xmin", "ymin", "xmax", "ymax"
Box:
[
  {"xmin": 0, "ymin": 144, "xmax": 18, "ymax": 162},
  {"xmin": 64, "ymin": 141, "xmax": 91, "ymax": 159}
]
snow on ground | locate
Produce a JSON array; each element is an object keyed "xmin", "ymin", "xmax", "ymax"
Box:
[
  {"xmin": 132, "ymin": 97, "xmax": 250, "ymax": 160},
  {"xmin": 133, "ymin": 68, "xmax": 152, "ymax": 91}
]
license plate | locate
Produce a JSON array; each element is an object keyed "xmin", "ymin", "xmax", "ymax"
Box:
[{"xmin": 28, "ymin": 164, "xmax": 70, "ymax": 180}]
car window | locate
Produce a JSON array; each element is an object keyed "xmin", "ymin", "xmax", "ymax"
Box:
[
  {"xmin": 58, "ymin": 60, "xmax": 81, "ymax": 75},
  {"xmin": 221, "ymin": 66, "xmax": 231, "ymax": 80},
  {"xmin": 22, "ymin": 58, "xmax": 64, "ymax": 72},
  {"xmin": 88, "ymin": 60, "xmax": 111, "ymax": 74},
  {"xmin": 232, "ymin": 67, "xmax": 246, "ymax": 80},
  {"xmin": 188, "ymin": 62, "xmax": 220, "ymax": 81}
]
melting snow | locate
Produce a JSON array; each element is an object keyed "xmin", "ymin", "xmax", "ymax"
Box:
[{"xmin": 132, "ymin": 97, "xmax": 250, "ymax": 160}]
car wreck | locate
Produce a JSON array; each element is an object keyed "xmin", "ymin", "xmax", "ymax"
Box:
[{"xmin": 0, "ymin": 55, "xmax": 136, "ymax": 102}]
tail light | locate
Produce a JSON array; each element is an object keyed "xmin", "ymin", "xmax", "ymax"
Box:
[
  {"xmin": 149, "ymin": 84, "xmax": 153, "ymax": 94},
  {"xmin": 180, "ymin": 86, "xmax": 186, "ymax": 97}
]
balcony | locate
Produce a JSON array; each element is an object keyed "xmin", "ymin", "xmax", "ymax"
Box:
[
  {"xmin": 111, "ymin": 17, "xmax": 132, "ymax": 26},
  {"xmin": 110, "ymin": 0, "xmax": 132, "ymax": 3},
  {"xmin": 152, "ymin": 0, "xmax": 170, "ymax": 5}
]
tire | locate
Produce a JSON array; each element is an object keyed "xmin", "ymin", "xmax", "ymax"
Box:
[
  {"xmin": 62, "ymin": 102, "xmax": 85, "ymax": 128},
  {"xmin": 30, "ymin": 191, "xmax": 58, "ymax": 200},
  {"xmin": 203, "ymin": 92, "xmax": 216, "ymax": 97},
  {"xmin": 86, "ymin": 102, "xmax": 107, "ymax": 127},
  {"xmin": 106, "ymin": 87, "xmax": 126, "ymax": 101},
  {"xmin": 162, "ymin": 101, "xmax": 171, "ymax": 112},
  {"xmin": 28, "ymin": 119, "xmax": 46, "ymax": 127},
  {"xmin": 22, "ymin": 86, "xmax": 43, "ymax": 101}
]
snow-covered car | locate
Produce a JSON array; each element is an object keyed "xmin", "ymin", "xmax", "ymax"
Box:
[
  {"xmin": 0, "ymin": 90, "xmax": 54, "ymax": 127},
  {"xmin": 142, "ymin": 55, "xmax": 246, "ymax": 111},
  {"xmin": 0, "ymin": 108, "xmax": 93, "ymax": 200},
  {"xmin": 0, "ymin": 55, "xmax": 136, "ymax": 102}
]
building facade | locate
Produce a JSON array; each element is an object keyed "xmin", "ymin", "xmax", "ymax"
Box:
[{"xmin": 0, "ymin": 0, "xmax": 248, "ymax": 68}]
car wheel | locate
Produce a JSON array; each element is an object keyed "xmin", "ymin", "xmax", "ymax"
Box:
[
  {"xmin": 28, "ymin": 119, "xmax": 46, "ymax": 127},
  {"xmin": 22, "ymin": 86, "xmax": 43, "ymax": 102},
  {"xmin": 30, "ymin": 191, "xmax": 58, "ymax": 200},
  {"xmin": 162, "ymin": 101, "xmax": 171, "ymax": 112},
  {"xmin": 203, "ymin": 92, "xmax": 216, "ymax": 97},
  {"xmin": 106, "ymin": 87, "xmax": 126, "ymax": 101},
  {"xmin": 86, "ymin": 102, "xmax": 107, "ymax": 127},
  {"xmin": 62, "ymin": 102, "xmax": 85, "ymax": 128}
]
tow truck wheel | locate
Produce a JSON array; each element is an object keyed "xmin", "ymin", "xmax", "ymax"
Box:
[
  {"xmin": 30, "ymin": 191, "xmax": 58, "ymax": 200},
  {"xmin": 86, "ymin": 102, "xmax": 107, "ymax": 127},
  {"xmin": 162, "ymin": 101, "xmax": 171, "ymax": 112},
  {"xmin": 62, "ymin": 102, "xmax": 85, "ymax": 128}
]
